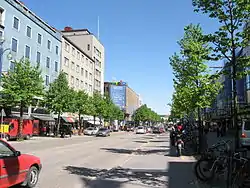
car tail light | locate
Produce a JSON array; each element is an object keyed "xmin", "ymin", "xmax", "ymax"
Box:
[{"xmin": 241, "ymin": 133, "xmax": 247, "ymax": 138}]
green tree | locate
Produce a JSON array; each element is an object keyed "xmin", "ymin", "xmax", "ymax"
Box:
[
  {"xmin": 69, "ymin": 89, "xmax": 89, "ymax": 132},
  {"xmin": 192, "ymin": 0, "xmax": 250, "ymax": 147},
  {"xmin": 90, "ymin": 91, "xmax": 106, "ymax": 126},
  {"xmin": 0, "ymin": 59, "xmax": 44, "ymax": 139},
  {"xmin": 132, "ymin": 104, "xmax": 160, "ymax": 125},
  {"xmin": 44, "ymin": 71, "xmax": 70, "ymax": 135},
  {"xmin": 170, "ymin": 24, "xmax": 221, "ymax": 152}
]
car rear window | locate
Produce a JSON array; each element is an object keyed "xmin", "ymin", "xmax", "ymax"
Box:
[{"xmin": 244, "ymin": 121, "xmax": 250, "ymax": 130}]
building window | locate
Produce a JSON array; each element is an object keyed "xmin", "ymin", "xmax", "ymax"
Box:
[
  {"xmin": 55, "ymin": 46, "xmax": 59, "ymax": 55},
  {"xmin": 55, "ymin": 61, "xmax": 58, "ymax": 72},
  {"xmin": 72, "ymin": 47, "xmax": 75, "ymax": 56},
  {"xmin": 37, "ymin": 33, "xmax": 42, "ymax": 44},
  {"xmin": 25, "ymin": 45, "xmax": 30, "ymax": 59},
  {"xmin": 65, "ymin": 42, "xmax": 70, "ymax": 52},
  {"xmin": 85, "ymin": 70, "xmax": 88, "ymax": 79},
  {"xmin": 81, "ymin": 55, "xmax": 84, "ymax": 62},
  {"xmin": 36, "ymin": 51, "xmax": 41, "ymax": 65},
  {"xmin": 89, "ymin": 73, "xmax": 92, "ymax": 80},
  {"xmin": 76, "ymin": 65, "xmax": 80, "ymax": 73},
  {"xmin": 89, "ymin": 85, "xmax": 92, "ymax": 92},
  {"xmin": 65, "ymin": 73, "xmax": 68, "ymax": 80},
  {"xmin": 85, "ymin": 83, "xmax": 88, "ymax": 89},
  {"xmin": 0, "ymin": 31, "xmax": 2, "ymax": 37},
  {"xmin": 64, "ymin": 57, "xmax": 69, "ymax": 66},
  {"xmin": 71, "ymin": 76, "xmax": 74, "ymax": 85},
  {"xmin": 47, "ymin": 40, "xmax": 51, "ymax": 50},
  {"xmin": 0, "ymin": 8, "xmax": 4, "ymax": 26},
  {"xmin": 11, "ymin": 38, "xmax": 18, "ymax": 52},
  {"xmin": 46, "ymin": 57, "xmax": 50, "ymax": 68},
  {"xmin": 87, "ymin": 44, "xmax": 90, "ymax": 51},
  {"xmin": 71, "ymin": 62, "xmax": 75, "ymax": 70},
  {"xmin": 76, "ymin": 78, "xmax": 79, "ymax": 87},
  {"xmin": 45, "ymin": 75, "xmax": 49, "ymax": 86},
  {"xmin": 77, "ymin": 51, "xmax": 80, "ymax": 59},
  {"xmin": 81, "ymin": 80, "xmax": 84, "ymax": 89},
  {"xmin": 81, "ymin": 68, "xmax": 84, "ymax": 76},
  {"xmin": 13, "ymin": 17, "xmax": 19, "ymax": 30},
  {"xmin": 26, "ymin": 26, "xmax": 32, "ymax": 38},
  {"xmin": 10, "ymin": 61, "xmax": 15, "ymax": 71}
]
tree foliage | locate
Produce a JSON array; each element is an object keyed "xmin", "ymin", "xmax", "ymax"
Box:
[
  {"xmin": 192, "ymin": 0, "xmax": 250, "ymax": 76},
  {"xmin": 0, "ymin": 59, "xmax": 44, "ymax": 138},
  {"xmin": 170, "ymin": 24, "xmax": 222, "ymax": 118},
  {"xmin": 44, "ymin": 71, "xmax": 71, "ymax": 134},
  {"xmin": 132, "ymin": 104, "xmax": 161, "ymax": 123}
]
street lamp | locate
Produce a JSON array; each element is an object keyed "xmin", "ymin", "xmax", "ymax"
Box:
[{"xmin": 0, "ymin": 37, "xmax": 13, "ymax": 78}]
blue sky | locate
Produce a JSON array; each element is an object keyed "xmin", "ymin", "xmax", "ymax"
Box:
[{"xmin": 22, "ymin": 0, "xmax": 220, "ymax": 115}]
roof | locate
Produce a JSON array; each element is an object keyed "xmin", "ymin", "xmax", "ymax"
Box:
[
  {"xmin": 13, "ymin": 0, "xmax": 57, "ymax": 33},
  {"xmin": 62, "ymin": 36, "xmax": 94, "ymax": 62},
  {"xmin": 61, "ymin": 28, "xmax": 92, "ymax": 34}
]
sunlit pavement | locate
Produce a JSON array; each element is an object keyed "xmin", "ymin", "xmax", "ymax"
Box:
[{"xmin": 11, "ymin": 131, "xmax": 200, "ymax": 188}]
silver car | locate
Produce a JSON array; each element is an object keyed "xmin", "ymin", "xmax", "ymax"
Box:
[{"xmin": 240, "ymin": 120, "xmax": 250, "ymax": 147}]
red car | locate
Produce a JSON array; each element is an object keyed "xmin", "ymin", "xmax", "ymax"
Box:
[{"xmin": 0, "ymin": 139, "xmax": 42, "ymax": 188}]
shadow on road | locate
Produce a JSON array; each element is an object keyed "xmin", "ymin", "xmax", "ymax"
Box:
[
  {"xmin": 64, "ymin": 166, "xmax": 167, "ymax": 188},
  {"xmin": 101, "ymin": 147, "xmax": 169, "ymax": 155},
  {"xmin": 133, "ymin": 140, "xmax": 149, "ymax": 143}
]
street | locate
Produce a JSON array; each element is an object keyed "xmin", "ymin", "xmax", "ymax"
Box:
[{"xmin": 11, "ymin": 132, "xmax": 197, "ymax": 188}]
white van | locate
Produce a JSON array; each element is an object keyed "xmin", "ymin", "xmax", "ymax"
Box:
[{"xmin": 240, "ymin": 120, "xmax": 250, "ymax": 147}]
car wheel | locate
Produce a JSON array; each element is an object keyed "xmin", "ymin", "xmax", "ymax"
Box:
[
  {"xmin": 25, "ymin": 134, "xmax": 31, "ymax": 140},
  {"xmin": 23, "ymin": 166, "xmax": 39, "ymax": 188},
  {"xmin": 5, "ymin": 134, "xmax": 10, "ymax": 141}
]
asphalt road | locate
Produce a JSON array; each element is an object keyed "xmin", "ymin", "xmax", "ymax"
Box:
[{"xmin": 11, "ymin": 132, "xmax": 198, "ymax": 188}]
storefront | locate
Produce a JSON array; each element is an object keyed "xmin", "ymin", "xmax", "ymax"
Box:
[{"xmin": 31, "ymin": 114, "xmax": 55, "ymax": 136}]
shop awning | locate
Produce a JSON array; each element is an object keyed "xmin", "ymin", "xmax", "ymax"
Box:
[
  {"xmin": 11, "ymin": 114, "xmax": 33, "ymax": 120},
  {"xmin": 62, "ymin": 117, "xmax": 75, "ymax": 123},
  {"xmin": 86, "ymin": 120, "xmax": 102, "ymax": 125},
  {"xmin": 32, "ymin": 115, "xmax": 55, "ymax": 121}
]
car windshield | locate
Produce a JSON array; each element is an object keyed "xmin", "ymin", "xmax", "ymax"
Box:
[
  {"xmin": 0, "ymin": 141, "xmax": 14, "ymax": 157},
  {"xmin": 244, "ymin": 121, "xmax": 250, "ymax": 130},
  {"xmin": 99, "ymin": 128, "xmax": 107, "ymax": 131},
  {"xmin": 138, "ymin": 126, "xmax": 144, "ymax": 129},
  {"xmin": 87, "ymin": 127, "xmax": 94, "ymax": 130}
]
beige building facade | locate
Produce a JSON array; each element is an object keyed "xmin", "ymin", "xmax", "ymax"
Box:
[
  {"xmin": 61, "ymin": 35, "xmax": 96, "ymax": 95},
  {"xmin": 125, "ymin": 86, "xmax": 140, "ymax": 115},
  {"xmin": 62, "ymin": 28, "xmax": 104, "ymax": 94}
]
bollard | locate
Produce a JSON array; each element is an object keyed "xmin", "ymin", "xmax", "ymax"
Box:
[{"xmin": 226, "ymin": 148, "xmax": 233, "ymax": 188}]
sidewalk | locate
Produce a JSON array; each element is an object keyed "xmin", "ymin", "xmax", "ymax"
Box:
[{"xmin": 196, "ymin": 131, "xmax": 235, "ymax": 188}]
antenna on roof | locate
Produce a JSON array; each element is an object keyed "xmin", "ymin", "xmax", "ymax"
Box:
[{"xmin": 97, "ymin": 16, "xmax": 100, "ymax": 40}]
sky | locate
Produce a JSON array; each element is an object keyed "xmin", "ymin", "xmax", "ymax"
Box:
[{"xmin": 22, "ymin": 0, "xmax": 220, "ymax": 115}]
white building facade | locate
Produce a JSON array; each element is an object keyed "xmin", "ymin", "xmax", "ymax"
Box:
[{"xmin": 61, "ymin": 28, "xmax": 104, "ymax": 94}]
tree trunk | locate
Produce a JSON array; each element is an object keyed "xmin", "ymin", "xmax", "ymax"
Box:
[
  {"xmin": 55, "ymin": 113, "xmax": 61, "ymax": 136},
  {"xmin": 78, "ymin": 113, "xmax": 82, "ymax": 135},
  {"xmin": 17, "ymin": 102, "xmax": 24, "ymax": 140}
]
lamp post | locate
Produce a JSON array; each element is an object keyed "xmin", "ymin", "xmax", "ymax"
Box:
[{"xmin": 0, "ymin": 38, "xmax": 12, "ymax": 141}]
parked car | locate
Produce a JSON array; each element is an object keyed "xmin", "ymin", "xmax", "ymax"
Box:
[
  {"xmin": 84, "ymin": 127, "xmax": 99, "ymax": 135},
  {"xmin": 96, "ymin": 127, "xmax": 111, "ymax": 137},
  {"xmin": 146, "ymin": 127, "xmax": 152, "ymax": 133},
  {"xmin": 0, "ymin": 139, "xmax": 42, "ymax": 188},
  {"xmin": 136, "ymin": 126, "xmax": 146, "ymax": 134},
  {"xmin": 153, "ymin": 127, "xmax": 164, "ymax": 134},
  {"xmin": 240, "ymin": 120, "xmax": 250, "ymax": 148}
]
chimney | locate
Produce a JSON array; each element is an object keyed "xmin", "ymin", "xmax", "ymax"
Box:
[
  {"xmin": 64, "ymin": 27, "xmax": 73, "ymax": 31},
  {"xmin": 19, "ymin": 1, "xmax": 25, "ymax": 5}
]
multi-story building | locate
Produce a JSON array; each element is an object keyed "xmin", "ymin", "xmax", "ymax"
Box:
[
  {"xmin": 0, "ymin": 0, "xmax": 62, "ymax": 87},
  {"xmin": 61, "ymin": 35, "xmax": 95, "ymax": 95},
  {"xmin": 104, "ymin": 81, "xmax": 140, "ymax": 119},
  {"xmin": 61, "ymin": 27, "xmax": 104, "ymax": 94}
]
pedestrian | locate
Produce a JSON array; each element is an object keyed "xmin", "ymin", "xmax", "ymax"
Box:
[{"xmin": 216, "ymin": 122, "xmax": 221, "ymax": 137}]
